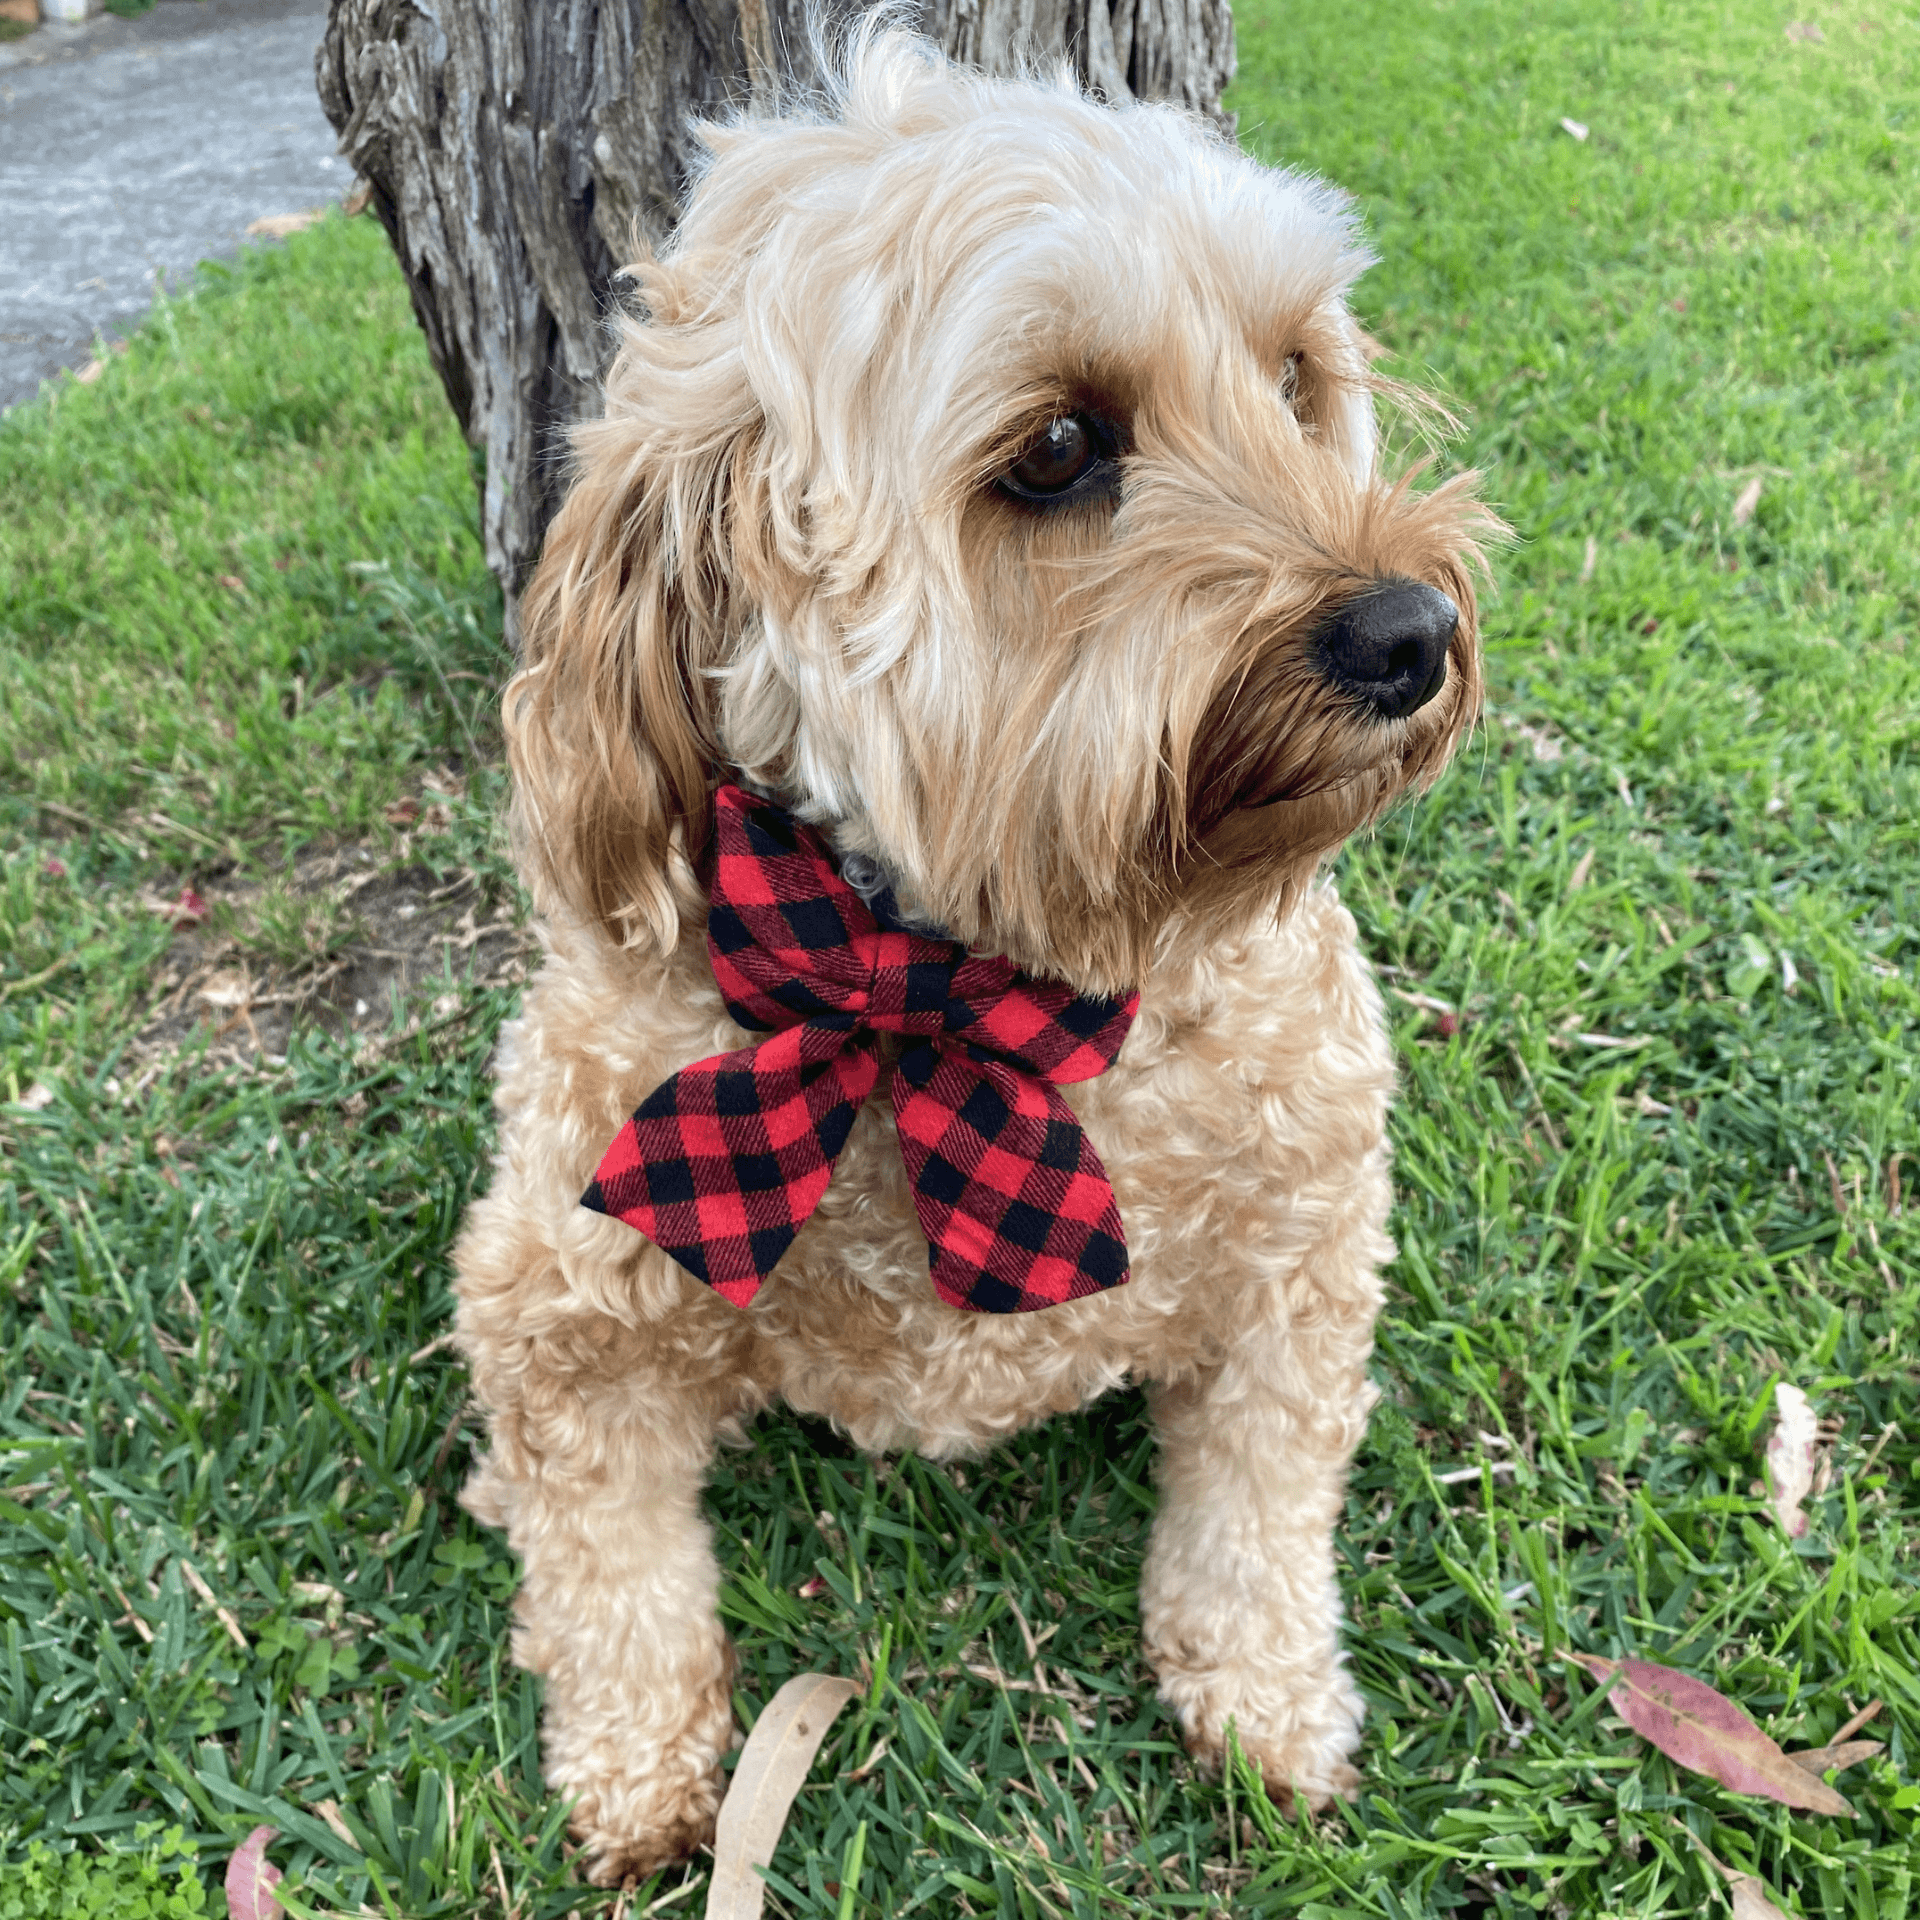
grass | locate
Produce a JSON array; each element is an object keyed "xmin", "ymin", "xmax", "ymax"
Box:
[{"xmin": 1, "ymin": 0, "xmax": 1916, "ymax": 1913}]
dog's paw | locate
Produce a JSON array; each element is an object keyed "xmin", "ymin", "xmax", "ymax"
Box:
[
  {"xmin": 1153, "ymin": 1654, "xmax": 1365, "ymax": 1813},
  {"xmin": 569, "ymin": 1782, "xmax": 723, "ymax": 1889},
  {"xmin": 1189, "ymin": 1720, "xmax": 1362, "ymax": 1814},
  {"xmin": 546, "ymin": 1643, "xmax": 738, "ymax": 1888}
]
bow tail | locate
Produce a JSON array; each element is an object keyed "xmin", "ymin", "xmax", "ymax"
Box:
[
  {"xmin": 583, "ymin": 1026, "xmax": 880, "ymax": 1307},
  {"xmin": 892, "ymin": 1045, "xmax": 1131, "ymax": 1313}
]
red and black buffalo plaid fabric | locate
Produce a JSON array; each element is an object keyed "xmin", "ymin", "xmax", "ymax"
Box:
[{"xmin": 582, "ymin": 784, "xmax": 1138, "ymax": 1312}]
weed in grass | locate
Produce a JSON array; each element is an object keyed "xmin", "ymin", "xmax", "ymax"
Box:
[
  {"xmin": 215, "ymin": 882, "xmax": 365, "ymax": 977},
  {"xmin": 2, "ymin": 2, "xmax": 1917, "ymax": 1915},
  {"xmin": 0, "ymin": 1826, "xmax": 212, "ymax": 1916}
]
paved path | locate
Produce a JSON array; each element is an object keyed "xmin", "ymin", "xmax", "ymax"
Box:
[{"xmin": 0, "ymin": 0, "xmax": 340, "ymax": 412}]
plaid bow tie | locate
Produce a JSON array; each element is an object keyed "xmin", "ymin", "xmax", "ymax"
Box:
[{"xmin": 582, "ymin": 784, "xmax": 1137, "ymax": 1312}]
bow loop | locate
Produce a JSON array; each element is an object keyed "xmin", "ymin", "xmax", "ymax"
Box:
[
  {"xmin": 584, "ymin": 785, "xmax": 1137, "ymax": 1312},
  {"xmin": 702, "ymin": 797, "xmax": 887, "ymax": 1030}
]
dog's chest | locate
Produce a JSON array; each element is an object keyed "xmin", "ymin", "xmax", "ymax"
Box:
[{"xmin": 768, "ymin": 884, "xmax": 1393, "ymax": 1329}]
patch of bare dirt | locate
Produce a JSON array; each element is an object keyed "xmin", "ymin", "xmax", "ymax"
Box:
[{"xmin": 132, "ymin": 840, "xmax": 533, "ymax": 1074}]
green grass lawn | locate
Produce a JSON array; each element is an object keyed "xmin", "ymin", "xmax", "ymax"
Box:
[{"xmin": 2, "ymin": 0, "xmax": 1916, "ymax": 1914}]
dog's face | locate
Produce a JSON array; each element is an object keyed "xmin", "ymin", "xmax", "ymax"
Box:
[{"xmin": 512, "ymin": 31, "xmax": 1493, "ymax": 995}]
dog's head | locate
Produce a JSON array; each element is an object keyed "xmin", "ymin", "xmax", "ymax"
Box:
[{"xmin": 510, "ymin": 26, "xmax": 1496, "ymax": 994}]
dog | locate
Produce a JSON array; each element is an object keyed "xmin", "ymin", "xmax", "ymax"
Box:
[{"xmin": 451, "ymin": 21, "xmax": 1491, "ymax": 1885}]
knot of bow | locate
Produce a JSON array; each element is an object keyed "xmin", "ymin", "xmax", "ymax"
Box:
[{"xmin": 582, "ymin": 783, "xmax": 1138, "ymax": 1312}]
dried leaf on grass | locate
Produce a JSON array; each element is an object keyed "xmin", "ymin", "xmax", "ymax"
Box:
[
  {"xmin": 1570, "ymin": 1654, "xmax": 1852, "ymax": 1816},
  {"xmin": 226, "ymin": 1826, "xmax": 285, "ymax": 1920},
  {"xmin": 706, "ymin": 1673, "xmax": 859, "ymax": 1920},
  {"xmin": 1512, "ymin": 718, "xmax": 1567, "ymax": 763},
  {"xmin": 1786, "ymin": 1699, "xmax": 1884, "ymax": 1777},
  {"xmin": 247, "ymin": 209, "xmax": 328, "ymax": 239},
  {"xmin": 1766, "ymin": 1383, "xmax": 1818, "ymax": 1537},
  {"xmin": 198, "ymin": 970, "xmax": 255, "ymax": 1012},
  {"xmin": 311, "ymin": 1797, "xmax": 362, "ymax": 1850},
  {"xmin": 1712, "ymin": 1861, "xmax": 1792, "ymax": 1920},
  {"xmin": 1676, "ymin": 1824, "xmax": 1802, "ymax": 1920},
  {"xmin": 1788, "ymin": 1737, "xmax": 1883, "ymax": 1774},
  {"xmin": 1733, "ymin": 475, "xmax": 1765, "ymax": 526}
]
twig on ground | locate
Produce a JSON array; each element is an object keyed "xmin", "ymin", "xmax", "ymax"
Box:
[
  {"xmin": 0, "ymin": 955, "xmax": 79, "ymax": 1004},
  {"xmin": 180, "ymin": 1558, "xmax": 248, "ymax": 1650},
  {"xmin": 1508, "ymin": 1045, "xmax": 1564, "ymax": 1153}
]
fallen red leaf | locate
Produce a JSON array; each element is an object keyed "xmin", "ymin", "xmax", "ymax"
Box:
[
  {"xmin": 43, "ymin": 856, "xmax": 68, "ymax": 879},
  {"xmin": 1571, "ymin": 1654, "xmax": 1852, "ymax": 1817},
  {"xmin": 385, "ymin": 797, "xmax": 423, "ymax": 826},
  {"xmin": 166, "ymin": 886, "xmax": 210, "ymax": 927},
  {"xmin": 226, "ymin": 1826, "xmax": 285, "ymax": 1920},
  {"xmin": 145, "ymin": 886, "xmax": 210, "ymax": 927}
]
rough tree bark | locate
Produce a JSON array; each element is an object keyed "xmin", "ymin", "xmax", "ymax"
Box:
[{"xmin": 315, "ymin": 0, "xmax": 1235, "ymax": 634}]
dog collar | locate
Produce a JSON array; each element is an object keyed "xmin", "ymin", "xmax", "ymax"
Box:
[{"xmin": 582, "ymin": 783, "xmax": 1138, "ymax": 1312}]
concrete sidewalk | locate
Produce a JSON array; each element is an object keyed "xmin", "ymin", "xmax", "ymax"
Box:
[{"xmin": 0, "ymin": 0, "xmax": 342, "ymax": 412}]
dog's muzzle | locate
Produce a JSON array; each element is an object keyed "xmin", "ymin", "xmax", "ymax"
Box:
[{"xmin": 1315, "ymin": 578, "xmax": 1459, "ymax": 721}]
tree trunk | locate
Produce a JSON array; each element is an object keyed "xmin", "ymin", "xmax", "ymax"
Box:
[{"xmin": 315, "ymin": 0, "xmax": 1234, "ymax": 634}]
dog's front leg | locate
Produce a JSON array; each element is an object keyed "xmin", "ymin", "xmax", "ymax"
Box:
[
  {"xmin": 461, "ymin": 1342, "xmax": 740, "ymax": 1886},
  {"xmin": 1139, "ymin": 1262, "xmax": 1381, "ymax": 1811}
]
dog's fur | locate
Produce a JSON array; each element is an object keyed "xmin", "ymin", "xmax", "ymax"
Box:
[{"xmin": 453, "ymin": 25, "xmax": 1492, "ymax": 1884}]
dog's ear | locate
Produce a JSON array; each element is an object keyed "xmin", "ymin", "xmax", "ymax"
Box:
[{"xmin": 504, "ymin": 265, "xmax": 771, "ymax": 952}]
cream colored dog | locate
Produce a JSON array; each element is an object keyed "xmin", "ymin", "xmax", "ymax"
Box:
[{"xmin": 453, "ymin": 23, "xmax": 1491, "ymax": 1885}]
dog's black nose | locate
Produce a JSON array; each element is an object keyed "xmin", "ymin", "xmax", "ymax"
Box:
[{"xmin": 1316, "ymin": 579, "xmax": 1459, "ymax": 720}]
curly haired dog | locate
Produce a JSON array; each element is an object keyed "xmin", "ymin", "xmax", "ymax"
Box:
[{"xmin": 452, "ymin": 23, "xmax": 1491, "ymax": 1885}]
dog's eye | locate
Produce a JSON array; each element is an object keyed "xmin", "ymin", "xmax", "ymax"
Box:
[
  {"xmin": 998, "ymin": 412, "xmax": 1118, "ymax": 504},
  {"xmin": 1011, "ymin": 416, "xmax": 1093, "ymax": 493},
  {"xmin": 1279, "ymin": 352, "xmax": 1309, "ymax": 421},
  {"xmin": 1278, "ymin": 350, "xmax": 1326, "ymax": 434}
]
